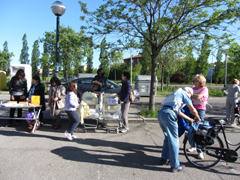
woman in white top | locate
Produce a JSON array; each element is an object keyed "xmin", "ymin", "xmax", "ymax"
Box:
[
  {"xmin": 64, "ymin": 80, "xmax": 80, "ymax": 140},
  {"xmin": 221, "ymin": 79, "xmax": 240, "ymax": 126}
]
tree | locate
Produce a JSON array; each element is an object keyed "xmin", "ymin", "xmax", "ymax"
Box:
[
  {"xmin": 140, "ymin": 50, "xmax": 151, "ymax": 75},
  {"xmin": 3, "ymin": 41, "xmax": 8, "ymax": 52},
  {"xmin": 39, "ymin": 53, "xmax": 49, "ymax": 81},
  {"xmin": 86, "ymin": 50, "xmax": 94, "ymax": 73},
  {"xmin": 41, "ymin": 26, "xmax": 91, "ymax": 80},
  {"xmin": 19, "ymin": 34, "xmax": 29, "ymax": 64},
  {"xmin": 109, "ymin": 49, "xmax": 123, "ymax": 82},
  {"xmin": 79, "ymin": 0, "xmax": 240, "ymax": 110},
  {"xmin": 157, "ymin": 40, "xmax": 184, "ymax": 90},
  {"xmin": 31, "ymin": 40, "xmax": 40, "ymax": 76},
  {"xmin": 213, "ymin": 47, "xmax": 224, "ymax": 84},
  {"xmin": 0, "ymin": 41, "xmax": 13, "ymax": 74},
  {"xmin": 184, "ymin": 52, "xmax": 196, "ymax": 84},
  {"xmin": 86, "ymin": 37, "xmax": 94, "ymax": 73},
  {"xmin": 99, "ymin": 38, "xmax": 109, "ymax": 73},
  {"xmin": 194, "ymin": 35, "xmax": 211, "ymax": 76},
  {"xmin": 226, "ymin": 43, "xmax": 240, "ymax": 83},
  {"xmin": 183, "ymin": 45, "xmax": 196, "ymax": 84},
  {"xmin": 87, "ymin": 36, "xmax": 93, "ymax": 73}
]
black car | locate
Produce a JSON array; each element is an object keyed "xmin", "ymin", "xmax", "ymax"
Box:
[
  {"xmin": 60, "ymin": 76, "xmax": 77, "ymax": 82},
  {"xmin": 62, "ymin": 77, "xmax": 140, "ymax": 102}
]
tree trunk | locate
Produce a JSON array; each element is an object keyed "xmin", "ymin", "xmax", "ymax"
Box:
[
  {"xmin": 149, "ymin": 55, "xmax": 157, "ymax": 111},
  {"xmin": 161, "ymin": 65, "xmax": 164, "ymax": 91},
  {"xmin": 167, "ymin": 72, "xmax": 169, "ymax": 87},
  {"xmin": 115, "ymin": 65, "xmax": 116, "ymax": 82},
  {"xmin": 48, "ymin": 68, "xmax": 50, "ymax": 81},
  {"xmin": 65, "ymin": 67, "xmax": 68, "ymax": 82}
]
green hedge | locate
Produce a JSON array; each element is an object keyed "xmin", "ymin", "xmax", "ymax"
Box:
[{"xmin": 157, "ymin": 86, "xmax": 224, "ymax": 97}]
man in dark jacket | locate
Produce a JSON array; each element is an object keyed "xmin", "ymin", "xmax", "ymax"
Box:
[
  {"xmin": 120, "ymin": 72, "xmax": 131, "ymax": 133},
  {"xmin": 92, "ymin": 68, "xmax": 108, "ymax": 91},
  {"xmin": 27, "ymin": 75, "xmax": 46, "ymax": 123}
]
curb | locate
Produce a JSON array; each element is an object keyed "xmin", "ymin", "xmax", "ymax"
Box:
[{"xmin": 40, "ymin": 114, "xmax": 226, "ymax": 124}]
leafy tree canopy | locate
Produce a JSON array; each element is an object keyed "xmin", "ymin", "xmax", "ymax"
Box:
[{"xmin": 79, "ymin": 0, "xmax": 240, "ymax": 110}]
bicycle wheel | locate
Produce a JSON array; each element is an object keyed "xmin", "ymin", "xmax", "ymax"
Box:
[
  {"xmin": 234, "ymin": 115, "xmax": 240, "ymax": 125},
  {"xmin": 183, "ymin": 136, "xmax": 224, "ymax": 168}
]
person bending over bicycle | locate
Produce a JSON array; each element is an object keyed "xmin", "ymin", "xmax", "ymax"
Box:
[{"xmin": 158, "ymin": 87, "xmax": 200, "ymax": 173}]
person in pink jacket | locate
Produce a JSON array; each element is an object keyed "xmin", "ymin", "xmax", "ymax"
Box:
[
  {"xmin": 187, "ymin": 74, "xmax": 209, "ymax": 159},
  {"xmin": 191, "ymin": 74, "xmax": 209, "ymax": 122}
]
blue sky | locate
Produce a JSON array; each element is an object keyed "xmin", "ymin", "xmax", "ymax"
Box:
[
  {"xmin": 0, "ymin": 0, "xmax": 136, "ymax": 69},
  {"xmin": 0, "ymin": 0, "xmax": 239, "ymax": 69}
]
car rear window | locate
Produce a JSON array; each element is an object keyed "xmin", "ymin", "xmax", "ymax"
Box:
[{"xmin": 81, "ymin": 79, "xmax": 92, "ymax": 84}]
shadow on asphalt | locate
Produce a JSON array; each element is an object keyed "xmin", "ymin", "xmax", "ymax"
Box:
[
  {"xmin": 51, "ymin": 141, "xmax": 165, "ymax": 172},
  {"xmin": 0, "ymin": 128, "xmax": 240, "ymax": 175}
]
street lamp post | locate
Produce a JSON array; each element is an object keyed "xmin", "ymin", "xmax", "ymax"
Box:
[
  {"xmin": 51, "ymin": 1, "xmax": 66, "ymax": 78},
  {"xmin": 224, "ymin": 51, "xmax": 228, "ymax": 87}
]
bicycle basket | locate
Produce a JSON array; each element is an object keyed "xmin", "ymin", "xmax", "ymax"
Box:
[{"xmin": 194, "ymin": 127, "xmax": 217, "ymax": 145}]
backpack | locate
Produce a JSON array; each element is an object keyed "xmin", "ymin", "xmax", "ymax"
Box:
[
  {"xmin": 194, "ymin": 126, "xmax": 217, "ymax": 145},
  {"xmin": 129, "ymin": 89, "xmax": 135, "ymax": 102}
]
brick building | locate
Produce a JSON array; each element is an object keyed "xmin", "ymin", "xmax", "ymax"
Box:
[{"xmin": 123, "ymin": 53, "xmax": 142, "ymax": 67}]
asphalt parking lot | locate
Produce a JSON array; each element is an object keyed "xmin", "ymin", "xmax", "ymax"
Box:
[{"xmin": 0, "ymin": 93, "xmax": 239, "ymax": 179}]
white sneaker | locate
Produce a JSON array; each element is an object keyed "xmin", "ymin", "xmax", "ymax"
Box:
[
  {"xmin": 64, "ymin": 131, "xmax": 73, "ymax": 141},
  {"xmin": 121, "ymin": 128, "xmax": 128, "ymax": 133},
  {"xmin": 72, "ymin": 135, "xmax": 77, "ymax": 139},
  {"xmin": 198, "ymin": 152, "xmax": 204, "ymax": 159},
  {"xmin": 187, "ymin": 147, "xmax": 196, "ymax": 152}
]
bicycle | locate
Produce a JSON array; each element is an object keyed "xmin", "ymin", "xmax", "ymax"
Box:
[
  {"xmin": 234, "ymin": 101, "xmax": 240, "ymax": 125},
  {"xmin": 183, "ymin": 118, "xmax": 240, "ymax": 168}
]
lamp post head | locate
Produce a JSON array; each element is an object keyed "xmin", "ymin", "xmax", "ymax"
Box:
[{"xmin": 51, "ymin": 1, "xmax": 66, "ymax": 16}]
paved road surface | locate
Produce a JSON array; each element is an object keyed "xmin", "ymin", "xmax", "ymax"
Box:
[
  {"xmin": 0, "ymin": 93, "xmax": 239, "ymax": 179},
  {"xmin": 0, "ymin": 122, "xmax": 239, "ymax": 180}
]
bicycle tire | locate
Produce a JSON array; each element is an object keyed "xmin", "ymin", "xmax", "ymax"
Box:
[
  {"xmin": 183, "ymin": 135, "xmax": 224, "ymax": 168},
  {"xmin": 234, "ymin": 115, "xmax": 240, "ymax": 125}
]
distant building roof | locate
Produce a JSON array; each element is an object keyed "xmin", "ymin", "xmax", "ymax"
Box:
[{"xmin": 123, "ymin": 53, "xmax": 142, "ymax": 60}]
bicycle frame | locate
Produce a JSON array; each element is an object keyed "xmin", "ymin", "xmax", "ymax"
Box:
[{"xmin": 208, "ymin": 119, "xmax": 240, "ymax": 162}]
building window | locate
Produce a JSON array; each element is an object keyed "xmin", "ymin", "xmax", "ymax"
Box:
[
  {"xmin": 137, "ymin": 58, "xmax": 139, "ymax": 63},
  {"xmin": 132, "ymin": 59, "xmax": 134, "ymax": 66}
]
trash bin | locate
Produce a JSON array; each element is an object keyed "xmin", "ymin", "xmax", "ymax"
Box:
[
  {"xmin": 0, "ymin": 71, "xmax": 7, "ymax": 90},
  {"xmin": 135, "ymin": 75, "xmax": 158, "ymax": 96}
]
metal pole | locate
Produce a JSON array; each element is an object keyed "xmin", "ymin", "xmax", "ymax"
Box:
[
  {"xmin": 224, "ymin": 53, "xmax": 228, "ymax": 86},
  {"xmin": 130, "ymin": 46, "xmax": 132, "ymax": 85},
  {"xmin": 55, "ymin": 16, "xmax": 60, "ymax": 78},
  {"xmin": 211, "ymin": 56, "xmax": 213, "ymax": 87}
]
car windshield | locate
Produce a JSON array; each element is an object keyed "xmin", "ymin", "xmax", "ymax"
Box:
[
  {"xmin": 75, "ymin": 78, "xmax": 119, "ymax": 87},
  {"xmin": 107, "ymin": 80, "xmax": 120, "ymax": 87}
]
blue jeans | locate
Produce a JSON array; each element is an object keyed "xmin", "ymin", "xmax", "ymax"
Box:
[
  {"xmin": 189, "ymin": 109, "xmax": 207, "ymax": 152},
  {"xmin": 197, "ymin": 109, "xmax": 206, "ymax": 122},
  {"xmin": 158, "ymin": 107, "xmax": 180, "ymax": 168},
  {"xmin": 65, "ymin": 110, "xmax": 80, "ymax": 135}
]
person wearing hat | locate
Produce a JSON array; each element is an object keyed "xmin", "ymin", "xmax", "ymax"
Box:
[
  {"xmin": 27, "ymin": 75, "xmax": 46, "ymax": 124},
  {"xmin": 158, "ymin": 87, "xmax": 200, "ymax": 172}
]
